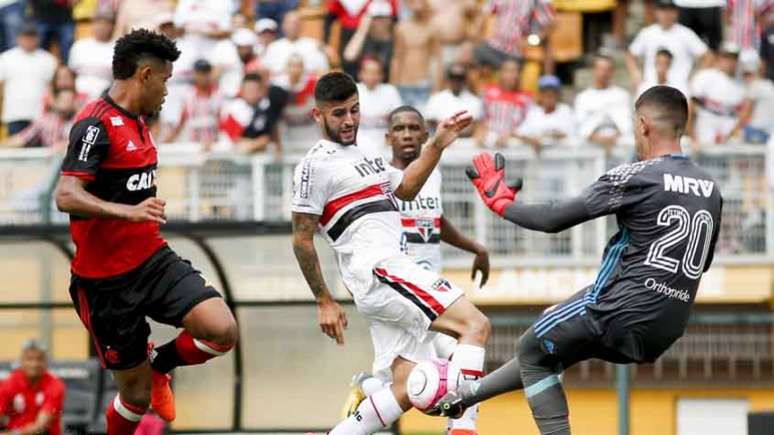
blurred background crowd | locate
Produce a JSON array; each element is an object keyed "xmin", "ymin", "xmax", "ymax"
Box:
[{"xmin": 0, "ymin": 0, "xmax": 771, "ymax": 156}]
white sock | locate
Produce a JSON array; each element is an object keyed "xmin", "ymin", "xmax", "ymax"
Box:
[
  {"xmin": 448, "ymin": 344, "xmax": 486, "ymax": 392},
  {"xmin": 447, "ymin": 404, "xmax": 479, "ymax": 431},
  {"xmin": 361, "ymin": 377, "xmax": 386, "ymax": 396},
  {"xmin": 329, "ymin": 387, "xmax": 404, "ymax": 434}
]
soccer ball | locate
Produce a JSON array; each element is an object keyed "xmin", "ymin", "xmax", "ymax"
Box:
[{"xmin": 406, "ymin": 359, "xmax": 449, "ymax": 412}]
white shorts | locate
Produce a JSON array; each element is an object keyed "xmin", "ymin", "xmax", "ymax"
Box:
[{"xmin": 355, "ymin": 255, "xmax": 464, "ymax": 382}]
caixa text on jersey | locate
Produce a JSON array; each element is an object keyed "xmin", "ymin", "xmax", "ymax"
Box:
[{"xmin": 126, "ymin": 169, "xmax": 157, "ymax": 192}]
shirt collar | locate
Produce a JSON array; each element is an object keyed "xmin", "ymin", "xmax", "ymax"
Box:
[{"xmin": 101, "ymin": 92, "xmax": 140, "ymax": 121}]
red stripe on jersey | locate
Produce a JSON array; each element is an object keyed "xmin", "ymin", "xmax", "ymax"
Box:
[
  {"xmin": 76, "ymin": 287, "xmax": 107, "ymax": 368},
  {"xmin": 60, "ymin": 171, "xmax": 96, "ymax": 181},
  {"xmin": 320, "ymin": 185, "xmax": 384, "ymax": 226},
  {"xmin": 461, "ymin": 368, "xmax": 484, "ymax": 377},
  {"xmin": 373, "ymin": 267, "xmax": 446, "ymax": 316},
  {"xmin": 400, "ymin": 218, "xmax": 441, "ymax": 228}
]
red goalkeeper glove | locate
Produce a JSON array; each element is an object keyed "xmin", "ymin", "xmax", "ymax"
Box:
[{"xmin": 466, "ymin": 152, "xmax": 522, "ymax": 216}]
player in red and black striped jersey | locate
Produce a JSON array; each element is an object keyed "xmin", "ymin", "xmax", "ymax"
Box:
[{"xmin": 54, "ymin": 29, "xmax": 238, "ymax": 435}]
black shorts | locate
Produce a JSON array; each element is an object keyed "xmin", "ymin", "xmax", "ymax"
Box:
[
  {"xmin": 529, "ymin": 288, "xmax": 647, "ymax": 369},
  {"xmin": 69, "ymin": 246, "xmax": 221, "ymax": 370},
  {"xmin": 678, "ymin": 6, "xmax": 723, "ymax": 51}
]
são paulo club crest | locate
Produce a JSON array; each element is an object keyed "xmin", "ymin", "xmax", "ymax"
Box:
[{"xmin": 416, "ymin": 218, "xmax": 435, "ymax": 242}]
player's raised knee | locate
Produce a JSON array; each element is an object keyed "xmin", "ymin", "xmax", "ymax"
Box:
[
  {"xmin": 207, "ymin": 316, "xmax": 239, "ymax": 350},
  {"xmin": 461, "ymin": 310, "xmax": 491, "ymax": 345}
]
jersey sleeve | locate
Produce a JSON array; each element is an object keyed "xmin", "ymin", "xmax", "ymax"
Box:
[
  {"xmin": 60, "ymin": 118, "xmax": 111, "ymax": 181},
  {"xmin": 291, "ymin": 158, "xmax": 330, "ymax": 215},
  {"xmin": 628, "ymin": 29, "xmax": 646, "ymax": 57},
  {"xmin": 41, "ymin": 378, "xmax": 65, "ymax": 415},
  {"xmin": 583, "ymin": 162, "xmax": 654, "ymax": 218},
  {"xmin": 686, "ymin": 28, "xmax": 709, "ymax": 58},
  {"xmin": 386, "ymin": 163, "xmax": 404, "ymax": 192},
  {"xmin": 689, "ymin": 70, "xmax": 709, "ymax": 99}
]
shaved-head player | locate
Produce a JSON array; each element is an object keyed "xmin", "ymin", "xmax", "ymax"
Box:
[{"xmin": 434, "ymin": 86, "xmax": 723, "ymax": 435}]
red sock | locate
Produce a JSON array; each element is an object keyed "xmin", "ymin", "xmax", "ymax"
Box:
[
  {"xmin": 150, "ymin": 330, "xmax": 234, "ymax": 374},
  {"xmin": 175, "ymin": 330, "xmax": 232, "ymax": 364},
  {"xmin": 106, "ymin": 395, "xmax": 146, "ymax": 435}
]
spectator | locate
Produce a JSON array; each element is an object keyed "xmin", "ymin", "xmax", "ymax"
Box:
[
  {"xmin": 68, "ymin": 8, "xmax": 115, "ymax": 99},
  {"xmin": 326, "ymin": 0, "xmax": 399, "ymax": 78},
  {"xmin": 741, "ymin": 54, "xmax": 774, "ymax": 143},
  {"xmin": 263, "ymin": 11, "xmax": 330, "ymax": 77},
  {"xmin": 154, "ymin": 12, "xmax": 177, "ymax": 40},
  {"xmin": 162, "ymin": 60, "xmax": 223, "ymax": 148},
  {"xmin": 230, "ymin": 11, "xmax": 249, "ymax": 30},
  {"xmin": 27, "ymin": 0, "xmax": 75, "ymax": 63},
  {"xmin": 272, "ymin": 54, "xmax": 318, "ymax": 150},
  {"xmin": 636, "ymin": 48, "xmax": 680, "ymax": 97},
  {"xmin": 210, "ymin": 28, "xmax": 262, "ymax": 98},
  {"xmin": 575, "ymin": 53, "xmax": 633, "ymax": 151},
  {"xmin": 689, "ymin": 42, "xmax": 752, "ymax": 149},
  {"xmin": 3, "ymin": 88, "xmax": 76, "ymax": 149},
  {"xmin": 0, "ymin": 24, "xmax": 57, "ymax": 135},
  {"xmin": 674, "ymin": 0, "xmax": 724, "ymax": 51},
  {"xmin": 760, "ymin": 8, "xmax": 774, "ymax": 80},
  {"xmin": 454, "ymin": 40, "xmax": 483, "ymax": 93},
  {"xmin": 473, "ymin": 0, "xmax": 555, "ymax": 69},
  {"xmin": 255, "ymin": 18, "xmax": 280, "ymax": 58},
  {"xmin": 425, "ymin": 64, "xmax": 481, "ymax": 137},
  {"xmin": 113, "ymin": 0, "xmax": 175, "ymax": 38},
  {"xmin": 391, "ymin": 0, "xmax": 441, "ymax": 111},
  {"xmin": 173, "ymin": 0, "xmax": 234, "ymax": 84},
  {"xmin": 429, "ymin": 0, "xmax": 478, "ymax": 68},
  {"xmin": 342, "ymin": 1, "xmax": 397, "ymax": 80},
  {"xmin": 626, "ymin": 0, "xmax": 707, "ymax": 94},
  {"xmin": 515, "ymin": 75, "xmax": 576, "ymax": 151},
  {"xmin": 0, "ymin": 340, "xmax": 65, "ymax": 435},
  {"xmin": 728, "ymin": 0, "xmax": 765, "ymax": 50},
  {"xmin": 0, "ymin": 0, "xmax": 24, "ymax": 52},
  {"xmin": 42, "ymin": 65, "xmax": 88, "ymax": 112},
  {"xmin": 475, "ymin": 59, "xmax": 533, "ymax": 148},
  {"xmin": 220, "ymin": 73, "xmax": 288, "ymax": 154},
  {"xmin": 356, "ymin": 57, "xmax": 402, "ymax": 150}
]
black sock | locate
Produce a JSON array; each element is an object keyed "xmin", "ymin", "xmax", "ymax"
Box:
[{"xmin": 149, "ymin": 340, "xmax": 184, "ymax": 374}]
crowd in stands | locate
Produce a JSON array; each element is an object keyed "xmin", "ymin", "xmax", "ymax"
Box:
[{"xmin": 0, "ymin": 0, "xmax": 772, "ymax": 156}]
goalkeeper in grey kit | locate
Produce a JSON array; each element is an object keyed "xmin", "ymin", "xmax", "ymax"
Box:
[{"xmin": 434, "ymin": 85, "xmax": 723, "ymax": 435}]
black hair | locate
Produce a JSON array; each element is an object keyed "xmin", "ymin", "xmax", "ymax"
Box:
[
  {"xmin": 656, "ymin": 48, "xmax": 674, "ymax": 60},
  {"xmin": 635, "ymin": 85, "xmax": 688, "ymax": 136},
  {"xmin": 388, "ymin": 105, "xmax": 425, "ymax": 126},
  {"xmin": 112, "ymin": 29, "xmax": 181, "ymax": 80},
  {"xmin": 315, "ymin": 71, "xmax": 358, "ymax": 104},
  {"xmin": 243, "ymin": 73, "xmax": 263, "ymax": 83}
]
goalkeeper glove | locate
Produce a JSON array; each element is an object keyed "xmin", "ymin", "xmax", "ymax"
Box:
[{"xmin": 465, "ymin": 152, "xmax": 522, "ymax": 216}]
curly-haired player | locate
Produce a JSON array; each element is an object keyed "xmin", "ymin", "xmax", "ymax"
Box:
[{"xmin": 55, "ymin": 29, "xmax": 238, "ymax": 435}]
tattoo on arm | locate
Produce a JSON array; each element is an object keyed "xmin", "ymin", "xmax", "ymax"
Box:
[{"xmin": 292, "ymin": 212, "xmax": 330, "ymax": 299}]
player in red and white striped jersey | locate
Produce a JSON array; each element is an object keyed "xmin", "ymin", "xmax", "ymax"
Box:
[{"xmin": 291, "ymin": 72, "xmax": 490, "ymax": 434}]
